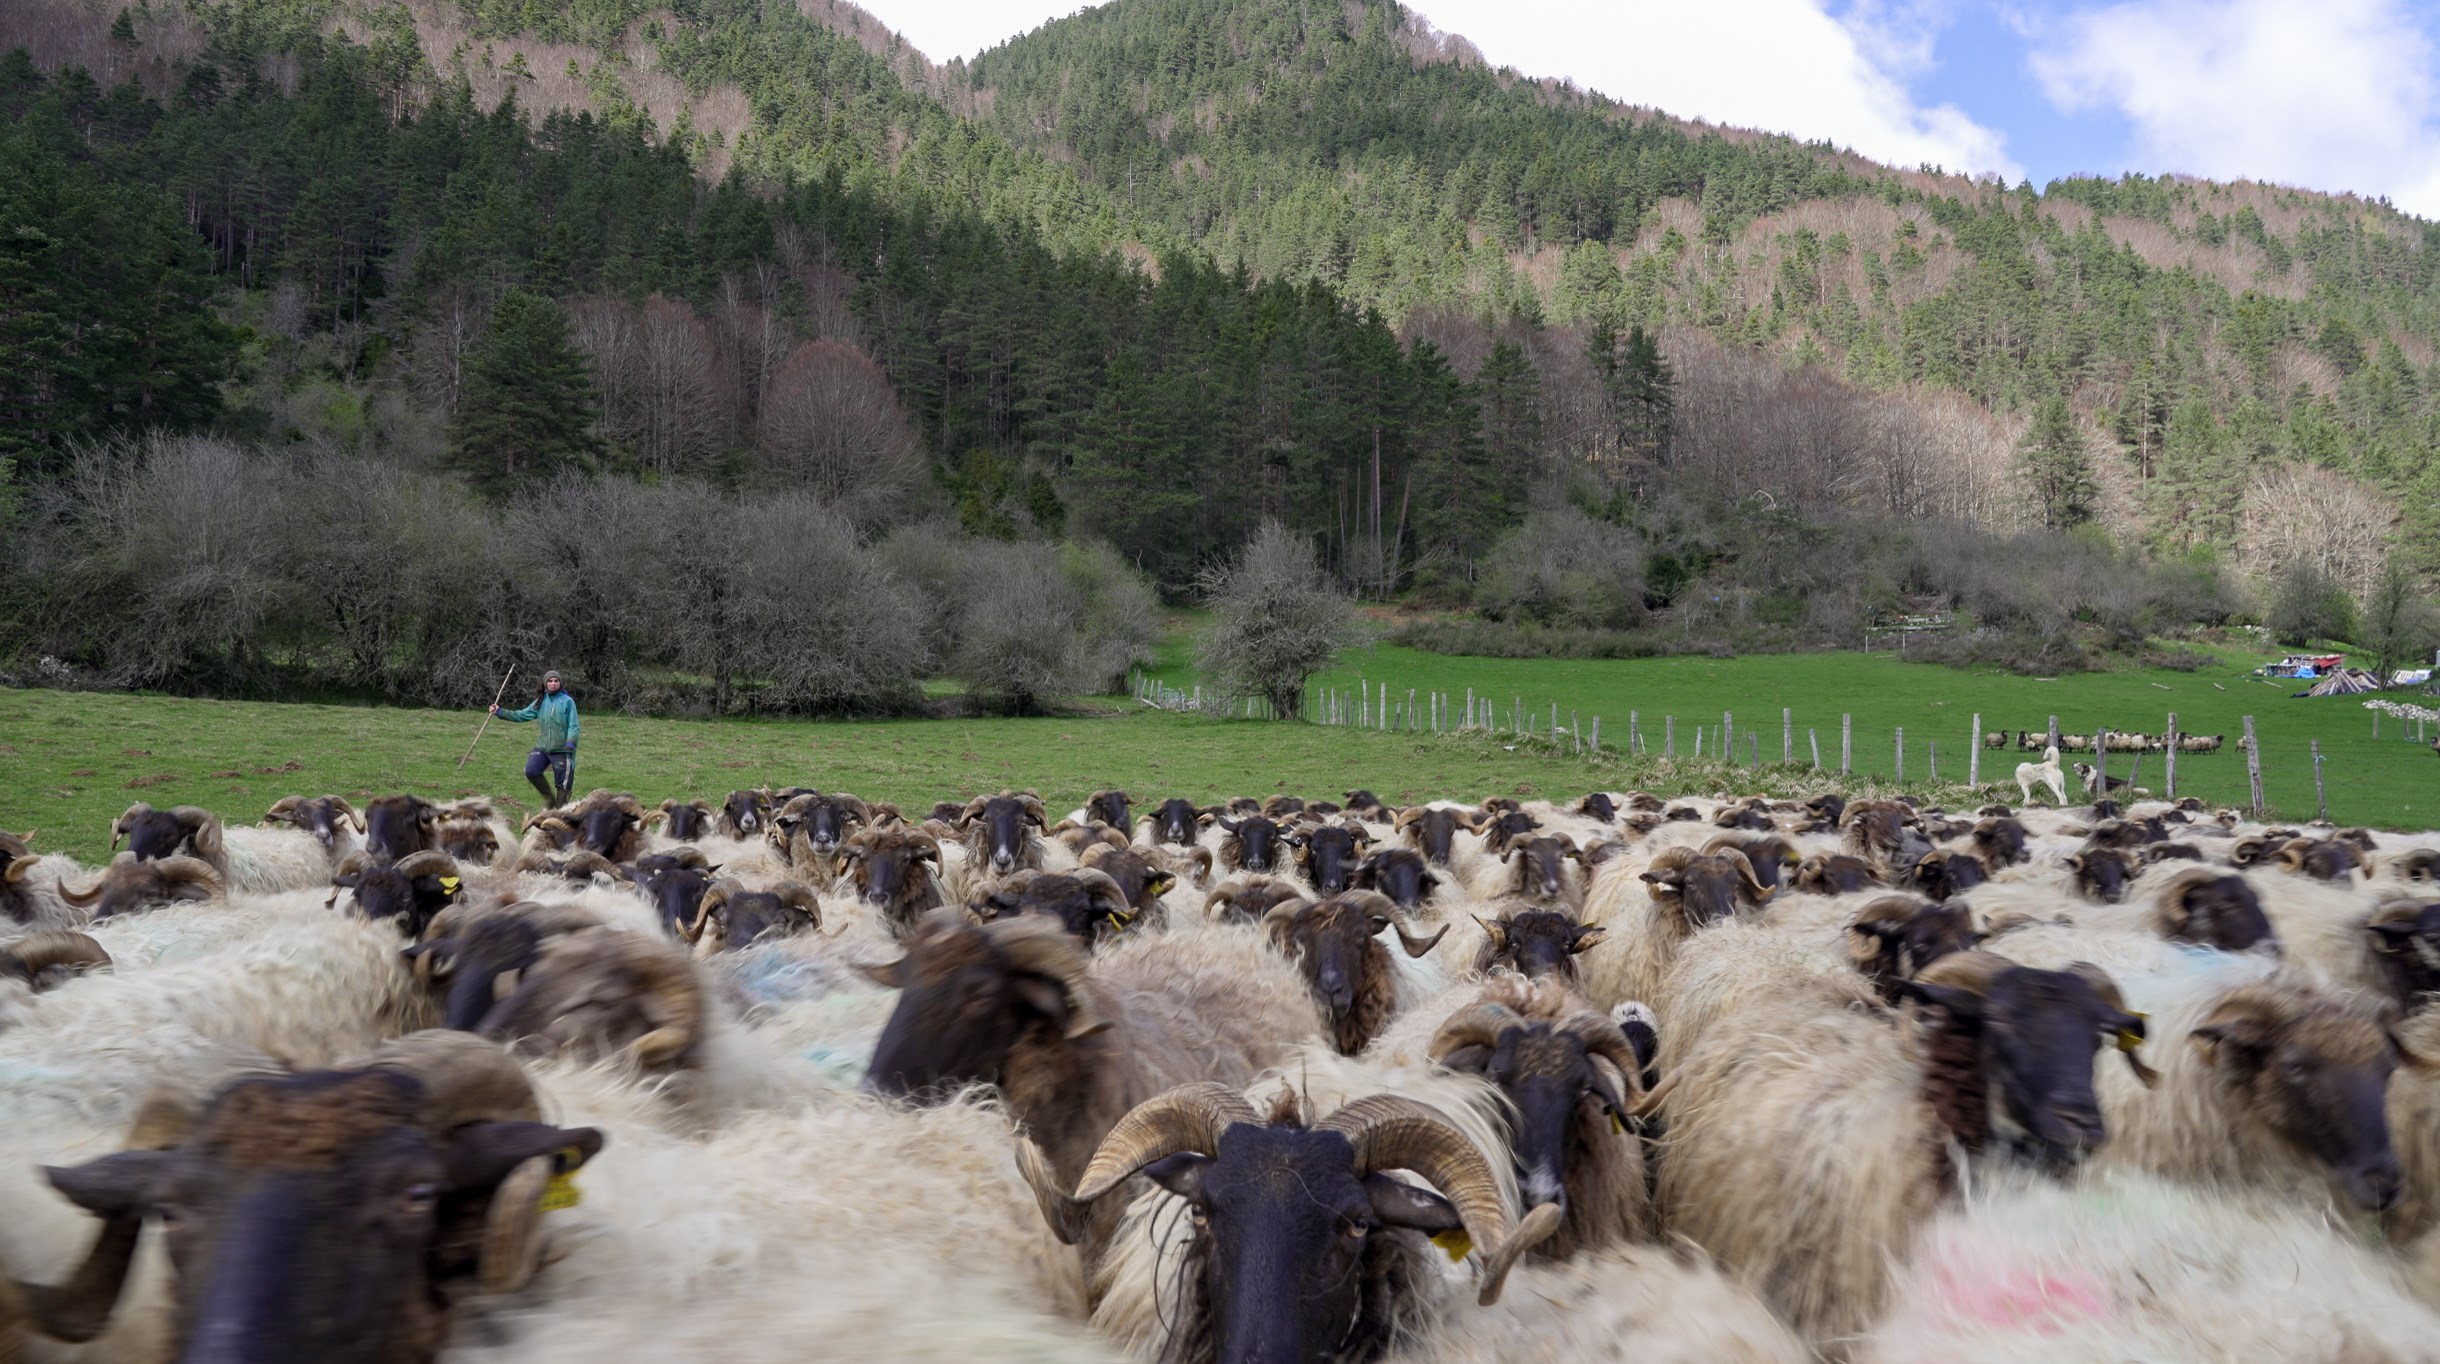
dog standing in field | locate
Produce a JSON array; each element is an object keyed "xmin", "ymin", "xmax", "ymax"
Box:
[
  {"xmin": 2016, "ymin": 746, "xmax": 2067, "ymax": 806},
  {"xmin": 2072, "ymin": 761, "xmax": 2143, "ymax": 800}
]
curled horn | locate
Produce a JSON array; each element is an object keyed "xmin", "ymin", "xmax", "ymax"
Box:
[
  {"xmin": 1260, "ymin": 897, "xmax": 1305, "ymax": 948},
  {"xmin": 1015, "ymin": 1134, "xmax": 1088, "ymax": 1246},
  {"xmin": 1555, "ymin": 1009, "xmax": 1649, "ymax": 1107},
  {"xmin": 154, "ymin": 856, "xmax": 221, "ymax": 894},
  {"xmin": 13, "ymin": 1083, "xmax": 203, "ymax": 1343},
  {"xmin": 625, "ymin": 941, "xmax": 705, "ymax": 1068},
  {"xmin": 684, "ymin": 881, "xmax": 733, "ymax": 944},
  {"xmin": 1074, "ymin": 867, "xmax": 1131, "ymax": 918},
  {"xmin": 988, "ymin": 918, "xmax": 1105, "ymax": 1039},
  {"xmin": 5, "ymin": 931, "xmax": 113, "ymax": 984},
  {"xmin": 1018, "ymin": 793, "xmax": 1048, "ymax": 828},
  {"xmin": 394, "ymin": 850, "xmax": 461, "ymax": 880},
  {"xmin": 905, "ymin": 830, "xmax": 942, "ymax": 865},
  {"xmin": 109, "ymin": 803, "xmax": 153, "ymax": 851},
  {"xmin": 328, "ymin": 797, "xmax": 362, "ymax": 832},
  {"xmin": 2065, "ymin": 960, "xmax": 2160, "ymax": 1089},
  {"xmin": 1427, "ymin": 1001, "xmax": 1523, "ymax": 1063},
  {"xmin": 772, "ymin": 880, "xmax": 824, "ymax": 932},
  {"xmin": 1473, "ymin": 914, "xmax": 1508, "ymax": 953},
  {"xmin": 1318, "ymin": 1093, "xmax": 1558, "ymax": 1305},
  {"xmin": 1393, "ymin": 807, "xmax": 1424, "ymax": 832},
  {"xmin": 1732, "ymin": 850, "xmax": 1773, "ymax": 902},
  {"xmin": 1350, "ymin": 890, "xmax": 1446, "ymax": 957},
  {"xmin": 57, "ymin": 870, "xmax": 109, "ymax": 909},
  {"xmin": 1074, "ymin": 1082, "xmax": 1262, "ymax": 1202},
  {"xmin": 264, "ymin": 796, "xmax": 303, "ymax": 825},
  {"xmin": 957, "ymin": 795, "xmax": 991, "ymax": 825},
  {"xmin": 836, "ymin": 794, "xmax": 873, "ymax": 826}
]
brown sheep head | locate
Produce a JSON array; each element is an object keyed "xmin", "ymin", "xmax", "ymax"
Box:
[
  {"xmin": 1639, "ymin": 847, "xmax": 1770, "ymax": 928},
  {"xmin": 1048, "ymin": 819, "xmax": 1129, "ymax": 858},
  {"xmin": 1575, "ymin": 792, "xmax": 1619, "ymax": 823},
  {"xmin": 719, "ymin": 789, "xmax": 770, "ymax": 838},
  {"xmin": 1908, "ymin": 851, "xmax": 1990, "ymax": 902},
  {"xmin": 650, "ymin": 798, "xmax": 714, "ymax": 842},
  {"xmin": 364, "ymin": 795, "xmax": 440, "ymax": 863},
  {"xmin": 1473, "ymin": 909, "xmax": 1605, "ymax": 983},
  {"xmin": 1264, "ymin": 891, "xmax": 1447, "ymax": 1054},
  {"xmin": 1078, "ymin": 845, "xmax": 1180, "ymax": 916},
  {"xmin": 2188, "ymin": 983, "xmax": 2430, "ymax": 1212},
  {"xmin": 1214, "ymin": 813, "xmax": 1289, "ymax": 874},
  {"xmin": 838, "ymin": 827, "xmax": 945, "ymax": 938},
  {"xmin": 969, "ymin": 869, "xmax": 1139, "ymax": 946},
  {"xmin": 683, "ymin": 879, "xmax": 822, "ymax": 956},
  {"xmin": 1794, "ymin": 853, "xmax": 1881, "ymax": 896},
  {"xmin": 1145, "ymin": 798, "xmax": 1210, "ymax": 847},
  {"xmin": 26, "ymin": 1033, "xmax": 602, "ymax": 1363},
  {"xmin": 2367, "ymin": 899, "xmax": 2440, "ymax": 1009},
  {"xmin": 1481, "ymin": 810, "xmax": 1541, "ymax": 856},
  {"xmin": 436, "ymin": 818, "xmax": 500, "ymax": 866},
  {"xmin": 2066, "ymin": 847, "xmax": 2135, "ymax": 904},
  {"xmin": 1501, "ymin": 833, "xmax": 1582, "ymax": 903},
  {"xmin": 1083, "ymin": 789, "xmax": 1132, "ymax": 831},
  {"xmin": 480, "ymin": 930, "xmax": 704, "ymax": 1070},
  {"xmin": 862, "ymin": 911, "xmax": 1102, "ymax": 1100},
  {"xmin": 2278, "ymin": 837, "xmax": 2363, "ymax": 882},
  {"xmin": 1203, "ymin": 876, "xmax": 1308, "ymax": 925},
  {"xmin": 960, "ymin": 792, "xmax": 1048, "ymax": 875},
  {"xmin": 1896, "ymin": 954, "xmax": 2152, "ymax": 1170},
  {"xmin": 1430, "ymin": 989, "xmax": 1656, "ymax": 1239},
  {"xmin": 1393, "ymin": 805, "xmax": 1480, "ymax": 866},
  {"xmin": 263, "ymin": 796, "xmax": 362, "ymax": 851},
  {"xmin": 60, "ymin": 853, "xmax": 221, "ymax": 919},
  {"xmin": 2157, "ymin": 869, "xmax": 2277, "ymax": 953},
  {"xmin": 1971, "ymin": 816, "xmax": 2029, "ymax": 868},
  {"xmin": 1706, "ymin": 834, "xmax": 1799, "ymax": 892},
  {"xmin": 1342, "ymin": 790, "xmax": 1389, "ymax": 819}
]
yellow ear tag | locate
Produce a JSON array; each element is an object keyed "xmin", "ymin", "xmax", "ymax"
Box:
[
  {"xmin": 2115, "ymin": 1011, "xmax": 2149, "ymax": 1054},
  {"xmin": 1610, "ymin": 1111, "xmax": 1627, "ymax": 1135},
  {"xmin": 537, "ymin": 1148, "xmax": 584, "ymax": 1212},
  {"xmin": 438, "ymin": 876, "xmax": 462, "ymax": 895},
  {"xmin": 1430, "ymin": 1229, "xmax": 1473, "ymax": 1263}
]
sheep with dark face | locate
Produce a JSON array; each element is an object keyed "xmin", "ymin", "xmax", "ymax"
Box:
[
  {"xmin": 770, "ymin": 792, "xmax": 886, "ymax": 887},
  {"xmin": 1846, "ymin": 896, "xmax": 1981, "ymax": 1000},
  {"xmin": 958, "ymin": 791, "xmax": 1050, "ymax": 880},
  {"xmin": 1907, "ymin": 851, "xmax": 1989, "ymax": 902},
  {"xmin": 12, "ymin": 1033, "xmax": 602, "ymax": 1364},
  {"xmin": 1290, "ymin": 822, "xmax": 1370, "ymax": 895},
  {"xmin": 1793, "ymin": 853, "xmax": 1881, "ymax": 896},
  {"xmin": 262, "ymin": 795, "xmax": 363, "ymax": 852},
  {"xmin": 648, "ymin": 797, "xmax": 714, "ymax": 842},
  {"xmin": 1660, "ymin": 951, "xmax": 2153, "ymax": 1341},
  {"xmin": 2368, "ymin": 899, "xmax": 2440, "ymax": 1008},
  {"xmin": 58, "ymin": 853, "xmax": 222, "ymax": 919},
  {"xmin": 109, "ymin": 802, "xmax": 216, "ymax": 862},
  {"xmin": 404, "ymin": 898, "xmax": 607, "ymax": 1032},
  {"xmin": 363, "ymin": 795, "xmax": 441, "ymax": 862},
  {"xmin": 1083, "ymin": 789, "xmax": 1132, "ymax": 832},
  {"xmin": 1472, "ymin": 909, "xmax": 1607, "ymax": 984},
  {"xmin": 968, "ymin": 868, "xmax": 1139, "ymax": 946},
  {"xmin": 718, "ymin": 788, "xmax": 771, "ymax": 839},
  {"xmin": 1264, "ymin": 890, "xmax": 1449, "ymax": 1055},
  {"xmin": 866, "ymin": 912, "xmax": 1324, "ymax": 1270},
  {"xmin": 328, "ymin": 850, "xmax": 463, "ymax": 938},
  {"xmin": 1395, "ymin": 806, "xmax": 1481, "ymax": 867},
  {"xmin": 1078, "ymin": 844, "xmax": 1180, "ymax": 921},
  {"xmin": 835, "ymin": 826, "xmax": 947, "ymax": 940},
  {"xmin": 1203, "ymin": 875, "xmax": 1309, "ymax": 925},
  {"xmin": 2067, "ymin": 846, "xmax": 2136, "ymax": 903},
  {"xmin": 1352, "ymin": 847, "xmax": 1442, "ymax": 913},
  {"xmin": 1144, "ymin": 798, "xmax": 1210, "ymax": 848},
  {"xmin": 683, "ymin": 879, "xmax": 822, "ymax": 956},
  {"xmin": 1429, "ymin": 978, "xmax": 1657, "ymax": 1259},
  {"xmin": 2277, "ymin": 837, "xmax": 2364, "ymax": 882},
  {"xmin": 2153, "ymin": 867, "xmax": 2279, "ymax": 953},
  {"xmin": 632, "ymin": 849, "xmax": 718, "ymax": 938},
  {"xmin": 1970, "ymin": 816, "xmax": 2029, "ymax": 869},
  {"xmin": 478, "ymin": 928, "xmax": 707, "ymax": 1071},
  {"xmin": 1042, "ymin": 1083, "xmax": 1557, "ymax": 1364},
  {"xmin": 1637, "ymin": 846, "xmax": 1771, "ymax": 929},
  {"xmin": 1499, "ymin": 834, "xmax": 1584, "ymax": 907},
  {"xmin": 1, "ymin": 828, "xmax": 50, "ymax": 924},
  {"xmin": 1574, "ymin": 792, "xmax": 1620, "ymax": 824},
  {"xmin": 1342, "ymin": 790, "xmax": 1390, "ymax": 820},
  {"xmin": 1215, "ymin": 813, "xmax": 1290, "ymax": 875},
  {"xmin": 1707, "ymin": 833, "xmax": 1800, "ymax": 893},
  {"xmin": 1480, "ymin": 811, "xmax": 1540, "ymax": 857},
  {"xmin": 559, "ymin": 792, "xmax": 648, "ymax": 865}
]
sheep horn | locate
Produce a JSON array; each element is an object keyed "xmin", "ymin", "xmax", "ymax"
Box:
[
  {"xmin": 988, "ymin": 918, "xmax": 1105, "ymax": 1039},
  {"xmin": 109, "ymin": 803, "xmax": 150, "ymax": 851},
  {"xmin": 684, "ymin": 881, "xmax": 733, "ymax": 944},
  {"xmin": 56, "ymin": 872, "xmax": 107, "ymax": 909},
  {"xmin": 358, "ymin": 1030, "xmax": 543, "ymax": 1128},
  {"xmin": 1426, "ymin": 1001, "xmax": 1522, "ymax": 1064},
  {"xmin": 393, "ymin": 850, "xmax": 460, "ymax": 880},
  {"xmin": 1014, "ymin": 1135, "xmax": 1088, "ymax": 1245},
  {"xmin": 1018, "ymin": 794, "xmax": 1048, "ymax": 828},
  {"xmin": 5, "ymin": 931, "xmax": 111, "ymax": 984},
  {"xmin": 1556, "ymin": 1009, "xmax": 1648, "ymax": 1099},
  {"xmin": 773, "ymin": 881, "xmax": 823, "ymax": 931},
  {"xmin": 1074, "ymin": 1082, "xmax": 1261, "ymax": 1202},
  {"xmin": 1320, "ymin": 1093, "xmax": 1557, "ymax": 1305},
  {"xmin": 2064, "ymin": 960, "xmax": 2160, "ymax": 1089},
  {"xmin": 264, "ymin": 796, "xmax": 303, "ymax": 824},
  {"xmin": 1390, "ymin": 921, "xmax": 1449, "ymax": 958}
]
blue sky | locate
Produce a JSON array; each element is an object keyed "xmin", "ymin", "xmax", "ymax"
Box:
[{"xmin": 860, "ymin": 0, "xmax": 2440, "ymax": 215}]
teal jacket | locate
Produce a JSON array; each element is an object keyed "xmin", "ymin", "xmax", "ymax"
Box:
[{"xmin": 499, "ymin": 691, "xmax": 579, "ymax": 753}]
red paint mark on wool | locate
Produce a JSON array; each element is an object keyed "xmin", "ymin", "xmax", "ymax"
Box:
[{"xmin": 1932, "ymin": 1263, "xmax": 2110, "ymax": 1333}]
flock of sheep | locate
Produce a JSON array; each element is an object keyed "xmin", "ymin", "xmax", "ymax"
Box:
[{"xmin": 5, "ymin": 776, "xmax": 2440, "ymax": 1363}]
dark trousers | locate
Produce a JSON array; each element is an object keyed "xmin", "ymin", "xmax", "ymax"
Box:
[{"xmin": 525, "ymin": 748, "xmax": 574, "ymax": 805}]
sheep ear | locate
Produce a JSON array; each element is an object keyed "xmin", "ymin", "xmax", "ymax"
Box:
[
  {"xmin": 1568, "ymin": 926, "xmax": 1608, "ymax": 954},
  {"xmin": 1894, "ymin": 978, "xmax": 1983, "ymax": 1021},
  {"xmin": 2191, "ymin": 1007, "xmax": 2275, "ymax": 1069},
  {"xmin": 855, "ymin": 958, "xmax": 906, "ymax": 990},
  {"xmin": 1362, "ymin": 1173, "xmax": 1463, "ymax": 1237},
  {"xmin": 1143, "ymin": 1151, "xmax": 1210, "ymax": 1203},
  {"xmin": 1436, "ymin": 1043, "xmax": 1492, "ymax": 1075}
]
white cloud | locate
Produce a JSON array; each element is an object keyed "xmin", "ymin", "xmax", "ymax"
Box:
[
  {"xmin": 2029, "ymin": 0, "xmax": 2440, "ymax": 214},
  {"xmin": 853, "ymin": 0, "xmax": 2022, "ymax": 182}
]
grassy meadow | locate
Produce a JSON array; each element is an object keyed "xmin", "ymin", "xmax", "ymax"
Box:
[{"xmin": 9, "ymin": 637, "xmax": 2440, "ymax": 864}]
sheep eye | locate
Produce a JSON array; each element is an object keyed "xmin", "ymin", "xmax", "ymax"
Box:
[
  {"xmin": 397, "ymin": 1184, "xmax": 439, "ymax": 1215},
  {"xmin": 1341, "ymin": 1220, "xmax": 1368, "ymax": 1240},
  {"xmin": 1186, "ymin": 1205, "xmax": 1208, "ymax": 1226}
]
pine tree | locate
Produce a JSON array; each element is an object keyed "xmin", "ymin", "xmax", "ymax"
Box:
[
  {"xmin": 2017, "ymin": 394, "xmax": 2097, "ymax": 531},
  {"xmin": 445, "ymin": 289, "xmax": 603, "ymax": 497}
]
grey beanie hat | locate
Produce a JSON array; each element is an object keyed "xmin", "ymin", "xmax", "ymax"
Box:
[{"xmin": 543, "ymin": 669, "xmax": 562, "ymax": 683}]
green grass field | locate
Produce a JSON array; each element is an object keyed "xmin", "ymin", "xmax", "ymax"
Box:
[
  {"xmin": 1151, "ymin": 640, "xmax": 2440, "ymax": 832},
  {"xmin": 9, "ymin": 639, "xmax": 2437, "ymax": 864}
]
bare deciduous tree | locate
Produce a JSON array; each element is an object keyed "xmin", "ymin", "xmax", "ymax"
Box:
[
  {"xmin": 755, "ymin": 339, "xmax": 927, "ymax": 528},
  {"xmin": 1198, "ymin": 520, "xmax": 1355, "ymax": 718},
  {"xmin": 2239, "ymin": 463, "xmax": 2395, "ymax": 601}
]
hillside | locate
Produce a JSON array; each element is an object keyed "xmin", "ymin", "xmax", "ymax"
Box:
[{"xmin": 4, "ymin": 0, "xmax": 2440, "ymax": 703}]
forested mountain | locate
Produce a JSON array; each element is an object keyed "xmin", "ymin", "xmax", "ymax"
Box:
[{"xmin": 4, "ymin": 0, "xmax": 2438, "ymax": 701}]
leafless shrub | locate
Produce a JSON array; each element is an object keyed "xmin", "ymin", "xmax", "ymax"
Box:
[
  {"xmin": 1198, "ymin": 520, "xmax": 1356, "ymax": 719},
  {"xmin": 1477, "ymin": 507, "xmax": 1645, "ymax": 629},
  {"xmin": 754, "ymin": 339, "xmax": 928, "ymax": 529}
]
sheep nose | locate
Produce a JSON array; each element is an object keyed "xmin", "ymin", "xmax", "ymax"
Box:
[
  {"xmin": 2044, "ymin": 1100, "xmax": 2106, "ymax": 1149},
  {"xmin": 2345, "ymin": 1157, "xmax": 2404, "ymax": 1213}
]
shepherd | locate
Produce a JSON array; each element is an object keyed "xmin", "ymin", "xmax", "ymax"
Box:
[{"xmin": 492, "ymin": 669, "xmax": 581, "ymax": 807}]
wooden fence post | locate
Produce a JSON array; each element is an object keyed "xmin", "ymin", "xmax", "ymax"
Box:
[
  {"xmin": 1723, "ymin": 711, "xmax": 1734, "ymax": 759},
  {"xmin": 1841, "ymin": 714, "xmax": 1852, "ymax": 776},
  {"xmin": 2096, "ymin": 727, "xmax": 2110, "ymax": 799},
  {"xmin": 1590, "ymin": 716, "xmax": 1601, "ymax": 755},
  {"xmin": 1930, "ymin": 741, "xmax": 1938, "ymax": 784},
  {"xmin": 1895, "ymin": 727, "xmax": 1904, "ymax": 785},
  {"xmin": 1783, "ymin": 708, "xmax": 1793, "ymax": 766},
  {"xmin": 1809, "ymin": 729, "xmax": 1821, "ymax": 769},
  {"xmin": 1466, "ymin": 688, "xmax": 1474, "ymax": 731},
  {"xmin": 1969, "ymin": 713, "xmax": 1981, "ymax": 788},
  {"xmin": 2313, "ymin": 740, "xmax": 2327, "ymax": 821},
  {"xmin": 2048, "ymin": 714, "xmax": 2061, "ymax": 753},
  {"xmin": 2243, "ymin": 715, "xmax": 2265, "ymax": 819},
  {"xmin": 2165, "ymin": 713, "xmax": 2179, "ymax": 800},
  {"xmin": 1627, "ymin": 711, "xmax": 1638, "ymax": 754}
]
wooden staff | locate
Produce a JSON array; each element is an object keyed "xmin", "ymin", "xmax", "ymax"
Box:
[{"xmin": 457, "ymin": 667, "xmax": 518, "ymax": 768}]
